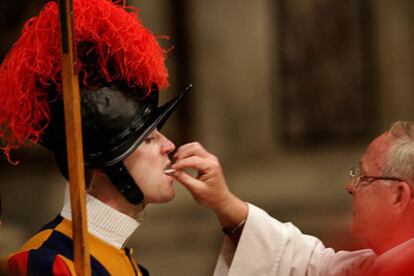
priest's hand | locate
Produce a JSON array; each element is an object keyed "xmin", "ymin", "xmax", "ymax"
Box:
[{"xmin": 171, "ymin": 142, "xmax": 248, "ymax": 229}]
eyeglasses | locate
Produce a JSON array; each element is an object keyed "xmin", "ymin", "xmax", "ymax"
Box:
[{"xmin": 348, "ymin": 166, "xmax": 404, "ymax": 189}]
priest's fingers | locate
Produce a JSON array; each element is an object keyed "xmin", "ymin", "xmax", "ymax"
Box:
[
  {"xmin": 172, "ymin": 170, "xmax": 204, "ymax": 192},
  {"xmin": 172, "ymin": 156, "xmax": 212, "ymax": 172},
  {"xmin": 173, "ymin": 142, "xmax": 210, "ymax": 160},
  {"xmin": 173, "ymin": 169, "xmax": 229, "ymax": 210}
]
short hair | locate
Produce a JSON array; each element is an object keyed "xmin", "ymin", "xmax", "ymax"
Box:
[{"xmin": 384, "ymin": 121, "xmax": 414, "ymax": 183}]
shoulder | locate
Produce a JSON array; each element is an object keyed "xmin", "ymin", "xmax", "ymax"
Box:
[
  {"xmin": 5, "ymin": 249, "xmax": 73, "ymax": 276},
  {"xmin": 3, "ymin": 216, "xmax": 76, "ymax": 275}
]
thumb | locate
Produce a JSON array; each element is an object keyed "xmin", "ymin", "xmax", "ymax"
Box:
[{"xmin": 172, "ymin": 170, "xmax": 204, "ymax": 193}]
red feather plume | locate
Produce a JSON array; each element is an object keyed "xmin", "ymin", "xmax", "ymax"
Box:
[{"xmin": 0, "ymin": 0, "xmax": 169, "ymax": 164}]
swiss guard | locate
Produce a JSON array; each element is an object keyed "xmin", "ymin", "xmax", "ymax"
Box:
[{"xmin": 0, "ymin": 0, "xmax": 190, "ymax": 274}]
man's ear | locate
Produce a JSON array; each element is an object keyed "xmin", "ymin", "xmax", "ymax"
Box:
[{"xmin": 392, "ymin": 182, "xmax": 412, "ymax": 212}]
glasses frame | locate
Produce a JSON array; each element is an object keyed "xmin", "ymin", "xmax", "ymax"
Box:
[{"xmin": 348, "ymin": 166, "xmax": 404, "ymax": 189}]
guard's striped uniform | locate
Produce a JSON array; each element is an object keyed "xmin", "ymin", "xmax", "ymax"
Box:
[{"xmin": 3, "ymin": 216, "xmax": 149, "ymax": 275}]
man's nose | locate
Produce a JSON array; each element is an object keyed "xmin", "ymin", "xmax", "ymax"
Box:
[{"xmin": 161, "ymin": 136, "xmax": 176, "ymax": 155}]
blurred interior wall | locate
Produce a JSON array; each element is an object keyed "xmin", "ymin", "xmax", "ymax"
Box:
[
  {"xmin": 189, "ymin": 0, "xmax": 276, "ymax": 163},
  {"xmin": 374, "ymin": 0, "xmax": 414, "ymax": 128}
]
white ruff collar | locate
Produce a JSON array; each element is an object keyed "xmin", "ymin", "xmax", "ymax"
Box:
[{"xmin": 61, "ymin": 187, "xmax": 140, "ymax": 249}]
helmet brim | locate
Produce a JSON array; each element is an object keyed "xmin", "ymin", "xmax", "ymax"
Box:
[{"xmin": 85, "ymin": 84, "xmax": 192, "ymax": 167}]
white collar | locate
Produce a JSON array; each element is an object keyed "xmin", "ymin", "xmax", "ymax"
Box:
[{"xmin": 60, "ymin": 187, "xmax": 140, "ymax": 249}]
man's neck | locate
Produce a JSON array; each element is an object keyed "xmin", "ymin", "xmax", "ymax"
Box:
[
  {"xmin": 370, "ymin": 226, "xmax": 414, "ymax": 254},
  {"xmin": 88, "ymin": 170, "xmax": 144, "ymax": 219}
]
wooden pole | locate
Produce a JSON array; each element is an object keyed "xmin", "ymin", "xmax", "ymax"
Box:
[{"xmin": 58, "ymin": 0, "xmax": 91, "ymax": 275}]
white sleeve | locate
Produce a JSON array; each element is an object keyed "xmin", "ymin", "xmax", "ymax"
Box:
[{"xmin": 213, "ymin": 204, "xmax": 376, "ymax": 276}]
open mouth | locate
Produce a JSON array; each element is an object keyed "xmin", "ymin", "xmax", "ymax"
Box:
[{"xmin": 163, "ymin": 163, "xmax": 175, "ymax": 175}]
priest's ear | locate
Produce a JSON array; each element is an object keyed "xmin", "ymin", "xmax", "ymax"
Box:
[{"xmin": 392, "ymin": 181, "xmax": 413, "ymax": 213}]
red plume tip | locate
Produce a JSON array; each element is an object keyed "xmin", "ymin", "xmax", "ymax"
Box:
[{"xmin": 0, "ymin": 0, "xmax": 169, "ymax": 164}]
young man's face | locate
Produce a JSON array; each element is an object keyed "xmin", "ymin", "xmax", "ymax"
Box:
[{"xmin": 123, "ymin": 129, "xmax": 176, "ymax": 204}]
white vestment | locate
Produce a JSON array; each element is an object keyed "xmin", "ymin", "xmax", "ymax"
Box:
[{"xmin": 214, "ymin": 204, "xmax": 376, "ymax": 276}]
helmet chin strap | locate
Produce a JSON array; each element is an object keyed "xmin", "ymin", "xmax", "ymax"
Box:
[
  {"xmin": 56, "ymin": 154, "xmax": 144, "ymax": 205},
  {"xmin": 103, "ymin": 162, "xmax": 145, "ymax": 205}
]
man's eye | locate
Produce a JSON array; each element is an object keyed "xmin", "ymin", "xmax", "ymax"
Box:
[{"xmin": 145, "ymin": 137, "xmax": 154, "ymax": 144}]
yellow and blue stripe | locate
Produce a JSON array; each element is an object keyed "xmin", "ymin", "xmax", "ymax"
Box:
[{"xmin": 4, "ymin": 215, "xmax": 148, "ymax": 276}]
